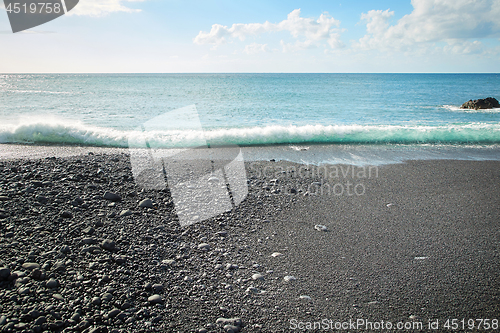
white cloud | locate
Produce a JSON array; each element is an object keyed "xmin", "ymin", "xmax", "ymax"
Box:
[
  {"xmin": 69, "ymin": 0, "xmax": 146, "ymax": 17},
  {"xmin": 194, "ymin": 9, "xmax": 344, "ymax": 51},
  {"xmin": 356, "ymin": 0, "xmax": 500, "ymax": 54},
  {"xmin": 243, "ymin": 43, "xmax": 269, "ymax": 54}
]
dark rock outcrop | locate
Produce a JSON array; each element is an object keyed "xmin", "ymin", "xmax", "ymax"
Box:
[{"xmin": 460, "ymin": 97, "xmax": 500, "ymax": 110}]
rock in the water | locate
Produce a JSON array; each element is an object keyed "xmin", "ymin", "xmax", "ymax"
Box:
[
  {"xmin": 103, "ymin": 191, "xmax": 121, "ymax": 202},
  {"xmin": 461, "ymin": 97, "xmax": 500, "ymax": 110},
  {"xmin": 138, "ymin": 198, "xmax": 154, "ymax": 208},
  {"xmin": 148, "ymin": 294, "xmax": 162, "ymax": 304},
  {"xmin": 314, "ymin": 224, "xmax": 328, "ymax": 231},
  {"xmin": 101, "ymin": 239, "xmax": 116, "ymax": 251},
  {"xmin": 22, "ymin": 263, "xmax": 40, "ymax": 270}
]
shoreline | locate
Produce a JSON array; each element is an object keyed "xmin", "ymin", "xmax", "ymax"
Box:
[
  {"xmin": 2, "ymin": 143, "xmax": 500, "ymax": 166},
  {"xmin": 0, "ymin": 152, "xmax": 499, "ymax": 332}
]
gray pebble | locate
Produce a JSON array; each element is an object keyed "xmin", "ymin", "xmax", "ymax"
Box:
[
  {"xmin": 0, "ymin": 267, "xmax": 10, "ymax": 280},
  {"xmin": 252, "ymin": 273, "xmax": 264, "ymax": 281},
  {"xmin": 22, "ymin": 262, "xmax": 40, "ymax": 270},
  {"xmin": 103, "ymin": 191, "xmax": 121, "ymax": 202},
  {"xmin": 119, "ymin": 209, "xmax": 133, "ymax": 217},
  {"xmin": 101, "ymin": 239, "xmax": 116, "ymax": 251},
  {"xmin": 198, "ymin": 243, "xmax": 210, "ymax": 251},
  {"xmin": 45, "ymin": 278, "xmax": 59, "ymax": 288},
  {"xmin": 148, "ymin": 294, "xmax": 162, "ymax": 304},
  {"xmin": 138, "ymin": 198, "xmax": 154, "ymax": 208}
]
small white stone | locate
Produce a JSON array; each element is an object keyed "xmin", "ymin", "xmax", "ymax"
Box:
[
  {"xmin": 299, "ymin": 295, "xmax": 311, "ymax": 301},
  {"xmin": 198, "ymin": 243, "xmax": 210, "ymax": 251},
  {"xmin": 252, "ymin": 273, "xmax": 264, "ymax": 281},
  {"xmin": 284, "ymin": 275, "xmax": 297, "ymax": 282},
  {"xmin": 246, "ymin": 286, "xmax": 260, "ymax": 294},
  {"xmin": 314, "ymin": 224, "xmax": 328, "ymax": 232},
  {"xmin": 161, "ymin": 259, "xmax": 175, "ymax": 265},
  {"xmin": 271, "ymin": 252, "xmax": 283, "ymax": 257}
]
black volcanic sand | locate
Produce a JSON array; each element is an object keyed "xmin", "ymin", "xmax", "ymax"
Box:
[{"xmin": 0, "ymin": 153, "xmax": 499, "ymax": 333}]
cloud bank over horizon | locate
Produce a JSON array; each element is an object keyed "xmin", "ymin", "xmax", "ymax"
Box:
[{"xmin": 194, "ymin": 0, "xmax": 500, "ymax": 57}]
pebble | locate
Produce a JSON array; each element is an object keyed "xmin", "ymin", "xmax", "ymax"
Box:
[
  {"xmin": 138, "ymin": 198, "xmax": 154, "ymax": 208},
  {"xmin": 103, "ymin": 191, "xmax": 122, "ymax": 202},
  {"xmin": 108, "ymin": 308, "xmax": 121, "ymax": 318},
  {"xmin": 45, "ymin": 278, "xmax": 59, "ymax": 288},
  {"xmin": 101, "ymin": 239, "xmax": 116, "ymax": 251},
  {"xmin": 82, "ymin": 227, "xmax": 95, "ymax": 235},
  {"xmin": 34, "ymin": 316, "xmax": 47, "ymax": 325},
  {"xmin": 0, "ymin": 196, "xmax": 9, "ymax": 201},
  {"xmin": 22, "ymin": 262, "xmax": 40, "ymax": 270},
  {"xmin": 271, "ymin": 252, "xmax": 283, "ymax": 257},
  {"xmin": 246, "ymin": 286, "xmax": 260, "ymax": 294},
  {"xmin": 120, "ymin": 209, "xmax": 133, "ymax": 217},
  {"xmin": 148, "ymin": 294, "xmax": 162, "ymax": 304},
  {"xmin": 299, "ymin": 295, "xmax": 312, "ymax": 301},
  {"xmin": 52, "ymin": 293, "xmax": 64, "ymax": 301},
  {"xmin": 216, "ymin": 318, "xmax": 242, "ymax": 332},
  {"xmin": 0, "ymin": 267, "xmax": 11, "ymax": 280},
  {"xmin": 83, "ymin": 237, "xmax": 97, "ymax": 244},
  {"xmin": 35, "ymin": 195, "xmax": 48, "ymax": 204},
  {"xmin": 314, "ymin": 224, "xmax": 328, "ymax": 231},
  {"xmin": 51, "ymin": 261, "xmax": 66, "ymax": 272},
  {"xmin": 92, "ymin": 296, "xmax": 102, "ymax": 305},
  {"xmin": 198, "ymin": 243, "xmax": 211, "ymax": 251},
  {"xmin": 18, "ymin": 287, "xmax": 30, "ymax": 295},
  {"xmin": 60, "ymin": 245, "xmax": 71, "ymax": 253},
  {"xmin": 252, "ymin": 273, "xmax": 264, "ymax": 281},
  {"xmin": 161, "ymin": 259, "xmax": 175, "ymax": 265},
  {"xmin": 284, "ymin": 275, "xmax": 297, "ymax": 282},
  {"xmin": 102, "ymin": 293, "xmax": 113, "ymax": 302},
  {"xmin": 60, "ymin": 211, "xmax": 73, "ymax": 219},
  {"xmin": 153, "ymin": 283, "xmax": 164, "ymax": 292}
]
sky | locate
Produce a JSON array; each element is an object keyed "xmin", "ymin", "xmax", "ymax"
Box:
[{"xmin": 0, "ymin": 0, "xmax": 499, "ymax": 73}]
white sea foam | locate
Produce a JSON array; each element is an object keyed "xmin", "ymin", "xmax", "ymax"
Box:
[
  {"xmin": 1, "ymin": 118, "xmax": 500, "ymax": 147},
  {"xmin": 442, "ymin": 105, "xmax": 500, "ymax": 113}
]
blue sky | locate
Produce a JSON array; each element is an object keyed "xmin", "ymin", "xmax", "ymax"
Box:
[{"xmin": 1, "ymin": 0, "xmax": 499, "ymax": 72}]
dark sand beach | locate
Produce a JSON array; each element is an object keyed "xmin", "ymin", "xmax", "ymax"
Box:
[{"xmin": 0, "ymin": 148, "xmax": 499, "ymax": 332}]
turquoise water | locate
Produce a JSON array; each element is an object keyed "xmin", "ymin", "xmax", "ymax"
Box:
[{"xmin": 0, "ymin": 73, "xmax": 499, "ymax": 147}]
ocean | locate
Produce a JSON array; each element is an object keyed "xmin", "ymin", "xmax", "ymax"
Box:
[{"xmin": 1, "ymin": 73, "xmax": 499, "ymax": 164}]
